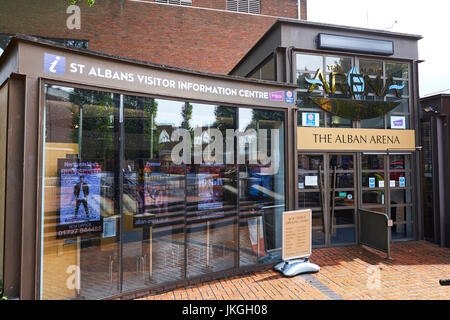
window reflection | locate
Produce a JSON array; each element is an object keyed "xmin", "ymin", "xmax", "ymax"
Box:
[{"xmin": 42, "ymin": 85, "xmax": 286, "ymax": 299}]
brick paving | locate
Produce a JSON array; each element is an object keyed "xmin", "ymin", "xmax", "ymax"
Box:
[{"xmin": 139, "ymin": 241, "xmax": 450, "ymax": 300}]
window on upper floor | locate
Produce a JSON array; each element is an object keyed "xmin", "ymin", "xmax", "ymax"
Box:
[
  {"xmin": 227, "ymin": 0, "xmax": 260, "ymax": 14},
  {"xmin": 155, "ymin": 0, "xmax": 193, "ymax": 6},
  {"xmin": 0, "ymin": 34, "xmax": 89, "ymax": 54}
]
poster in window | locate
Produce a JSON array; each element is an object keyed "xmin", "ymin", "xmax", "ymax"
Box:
[
  {"xmin": 196, "ymin": 165, "xmax": 224, "ymax": 219},
  {"xmin": 133, "ymin": 161, "xmax": 169, "ymax": 228},
  {"xmin": 57, "ymin": 159, "xmax": 103, "ymax": 238}
]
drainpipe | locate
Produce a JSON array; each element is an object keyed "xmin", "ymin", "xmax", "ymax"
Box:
[{"xmin": 297, "ymin": 1, "xmax": 301, "ymax": 20}]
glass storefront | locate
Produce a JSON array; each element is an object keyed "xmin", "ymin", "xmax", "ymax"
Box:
[
  {"xmin": 295, "ymin": 52, "xmax": 416, "ymax": 245},
  {"xmin": 295, "ymin": 53, "xmax": 411, "ymax": 131},
  {"xmin": 41, "ymin": 84, "xmax": 286, "ymax": 299}
]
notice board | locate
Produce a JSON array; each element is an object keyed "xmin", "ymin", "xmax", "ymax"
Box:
[{"xmin": 282, "ymin": 209, "xmax": 312, "ymax": 260}]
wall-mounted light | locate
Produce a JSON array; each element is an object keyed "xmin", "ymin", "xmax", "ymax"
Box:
[
  {"xmin": 423, "ymin": 106, "xmax": 440, "ymax": 114},
  {"xmin": 318, "ymin": 33, "xmax": 394, "ymax": 56}
]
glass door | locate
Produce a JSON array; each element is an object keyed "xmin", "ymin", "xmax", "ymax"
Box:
[
  {"xmin": 297, "ymin": 153, "xmax": 357, "ymax": 247},
  {"xmin": 297, "ymin": 154, "xmax": 326, "ymax": 246},
  {"xmin": 360, "ymin": 153, "xmax": 415, "ymax": 241},
  {"xmin": 328, "ymin": 154, "xmax": 357, "ymax": 245}
]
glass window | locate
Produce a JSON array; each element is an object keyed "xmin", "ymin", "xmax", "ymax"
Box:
[
  {"xmin": 122, "ymin": 96, "xmax": 186, "ymax": 291},
  {"xmin": 334, "ymin": 209, "xmax": 355, "ymax": 225},
  {"xmin": 391, "ymin": 222, "xmax": 413, "ymax": 239},
  {"xmin": 388, "ymin": 98, "xmax": 409, "ymax": 113},
  {"xmin": 390, "ymin": 190, "xmax": 412, "ymax": 205},
  {"xmin": 330, "ymin": 191, "xmax": 355, "ymax": 207},
  {"xmin": 329, "ymin": 154, "xmax": 354, "ymax": 170},
  {"xmin": 239, "ymin": 108, "xmax": 285, "ymax": 264},
  {"xmin": 296, "ymin": 91, "xmax": 322, "ymax": 109},
  {"xmin": 298, "ymin": 154, "xmax": 323, "ymax": 171},
  {"xmin": 327, "ymin": 114, "xmax": 352, "ymax": 128},
  {"xmin": 331, "ymin": 227, "xmax": 355, "ymax": 244},
  {"xmin": 186, "ymin": 103, "xmax": 238, "ymax": 278},
  {"xmin": 260, "ymin": 57, "xmax": 275, "ymax": 81},
  {"xmin": 362, "ymin": 173, "xmax": 385, "ymax": 188},
  {"xmin": 362, "ymin": 154, "xmax": 385, "ymax": 170},
  {"xmin": 298, "ymin": 192, "xmax": 321, "ymax": 208},
  {"xmin": 296, "ymin": 54, "xmax": 323, "ymax": 72},
  {"xmin": 362, "ymin": 190, "xmax": 385, "ymax": 206},
  {"xmin": 386, "ymin": 62, "xmax": 408, "ymax": 79},
  {"xmin": 297, "ymin": 72, "xmax": 319, "ymax": 91},
  {"xmin": 360, "ymin": 116, "xmax": 385, "ymax": 129},
  {"xmin": 389, "ymin": 155, "xmax": 411, "ymax": 170},
  {"xmin": 43, "ymin": 85, "xmax": 120, "ymax": 300},
  {"xmin": 359, "ymin": 59, "xmax": 383, "ymax": 76},
  {"xmin": 391, "ymin": 206, "xmax": 413, "ymax": 224},
  {"xmin": 41, "ymin": 85, "xmax": 287, "ymax": 299},
  {"xmin": 325, "ymin": 56, "xmax": 352, "ymax": 74}
]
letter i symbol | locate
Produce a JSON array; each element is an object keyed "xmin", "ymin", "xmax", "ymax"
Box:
[{"xmin": 49, "ymin": 56, "xmax": 61, "ymax": 73}]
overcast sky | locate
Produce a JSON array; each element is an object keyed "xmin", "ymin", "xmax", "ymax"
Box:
[{"xmin": 308, "ymin": 0, "xmax": 449, "ymax": 97}]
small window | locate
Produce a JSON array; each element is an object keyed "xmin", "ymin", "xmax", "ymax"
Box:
[
  {"xmin": 227, "ymin": 0, "xmax": 260, "ymax": 14},
  {"xmin": 155, "ymin": 0, "xmax": 193, "ymax": 6}
]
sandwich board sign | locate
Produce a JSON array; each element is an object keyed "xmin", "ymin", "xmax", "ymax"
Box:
[{"xmin": 275, "ymin": 209, "xmax": 320, "ymax": 276}]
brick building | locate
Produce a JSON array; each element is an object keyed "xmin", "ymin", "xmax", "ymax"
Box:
[{"xmin": 0, "ymin": 0, "xmax": 307, "ymax": 74}]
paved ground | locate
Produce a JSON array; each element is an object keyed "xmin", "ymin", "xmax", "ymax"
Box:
[{"xmin": 138, "ymin": 241, "xmax": 450, "ymax": 300}]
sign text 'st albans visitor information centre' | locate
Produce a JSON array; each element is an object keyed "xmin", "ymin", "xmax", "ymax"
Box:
[{"xmin": 0, "ymin": 15, "xmax": 423, "ymax": 299}]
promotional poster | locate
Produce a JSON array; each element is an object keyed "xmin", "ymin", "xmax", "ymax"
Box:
[
  {"xmin": 196, "ymin": 166, "xmax": 224, "ymax": 219},
  {"xmin": 56, "ymin": 159, "xmax": 103, "ymax": 238},
  {"xmin": 133, "ymin": 162, "xmax": 169, "ymax": 228}
]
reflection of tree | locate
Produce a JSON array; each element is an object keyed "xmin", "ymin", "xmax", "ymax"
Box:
[
  {"xmin": 181, "ymin": 102, "xmax": 193, "ymax": 131},
  {"xmin": 250, "ymin": 109, "xmax": 283, "ymax": 129},
  {"xmin": 213, "ymin": 106, "xmax": 236, "ymax": 132},
  {"xmin": 69, "ymin": 89, "xmax": 114, "ymax": 160},
  {"xmin": 123, "ymin": 96, "xmax": 158, "ymax": 160}
]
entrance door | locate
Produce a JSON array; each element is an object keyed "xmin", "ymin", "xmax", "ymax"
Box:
[
  {"xmin": 360, "ymin": 153, "xmax": 414, "ymax": 240},
  {"xmin": 297, "ymin": 153, "xmax": 357, "ymax": 247}
]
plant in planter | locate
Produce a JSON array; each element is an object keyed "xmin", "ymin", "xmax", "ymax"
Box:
[{"xmin": 0, "ymin": 280, "xmax": 6, "ymax": 300}]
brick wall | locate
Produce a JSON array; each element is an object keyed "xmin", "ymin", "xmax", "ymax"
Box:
[{"xmin": 0, "ymin": 0, "xmax": 307, "ymax": 74}]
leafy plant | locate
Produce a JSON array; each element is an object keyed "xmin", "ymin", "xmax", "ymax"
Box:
[
  {"xmin": 69, "ymin": 0, "xmax": 95, "ymax": 7},
  {"xmin": 0, "ymin": 280, "xmax": 6, "ymax": 300}
]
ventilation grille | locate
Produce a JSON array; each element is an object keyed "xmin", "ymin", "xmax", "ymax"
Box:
[{"xmin": 226, "ymin": 0, "xmax": 260, "ymax": 14}]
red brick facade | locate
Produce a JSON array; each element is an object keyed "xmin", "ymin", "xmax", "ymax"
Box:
[{"xmin": 0, "ymin": 0, "xmax": 307, "ymax": 74}]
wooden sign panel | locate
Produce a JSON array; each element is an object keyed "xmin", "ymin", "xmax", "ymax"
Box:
[
  {"xmin": 297, "ymin": 127, "xmax": 415, "ymax": 151},
  {"xmin": 282, "ymin": 209, "xmax": 312, "ymax": 260}
]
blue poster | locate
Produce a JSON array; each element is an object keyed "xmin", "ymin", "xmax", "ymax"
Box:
[
  {"xmin": 57, "ymin": 159, "xmax": 103, "ymax": 238},
  {"xmin": 399, "ymin": 177, "xmax": 405, "ymax": 188},
  {"xmin": 369, "ymin": 177, "xmax": 375, "ymax": 188}
]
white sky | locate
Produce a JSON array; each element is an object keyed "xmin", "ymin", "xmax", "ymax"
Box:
[{"xmin": 307, "ymin": 0, "xmax": 449, "ymax": 97}]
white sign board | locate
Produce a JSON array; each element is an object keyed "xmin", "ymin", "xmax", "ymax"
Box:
[{"xmin": 282, "ymin": 209, "xmax": 312, "ymax": 261}]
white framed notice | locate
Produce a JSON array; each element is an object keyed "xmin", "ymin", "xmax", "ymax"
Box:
[
  {"xmin": 102, "ymin": 217, "xmax": 116, "ymax": 238},
  {"xmin": 282, "ymin": 209, "xmax": 312, "ymax": 261},
  {"xmin": 305, "ymin": 175, "xmax": 318, "ymax": 186},
  {"xmin": 302, "ymin": 112, "xmax": 320, "ymax": 127},
  {"xmin": 391, "ymin": 116, "xmax": 406, "ymax": 129}
]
